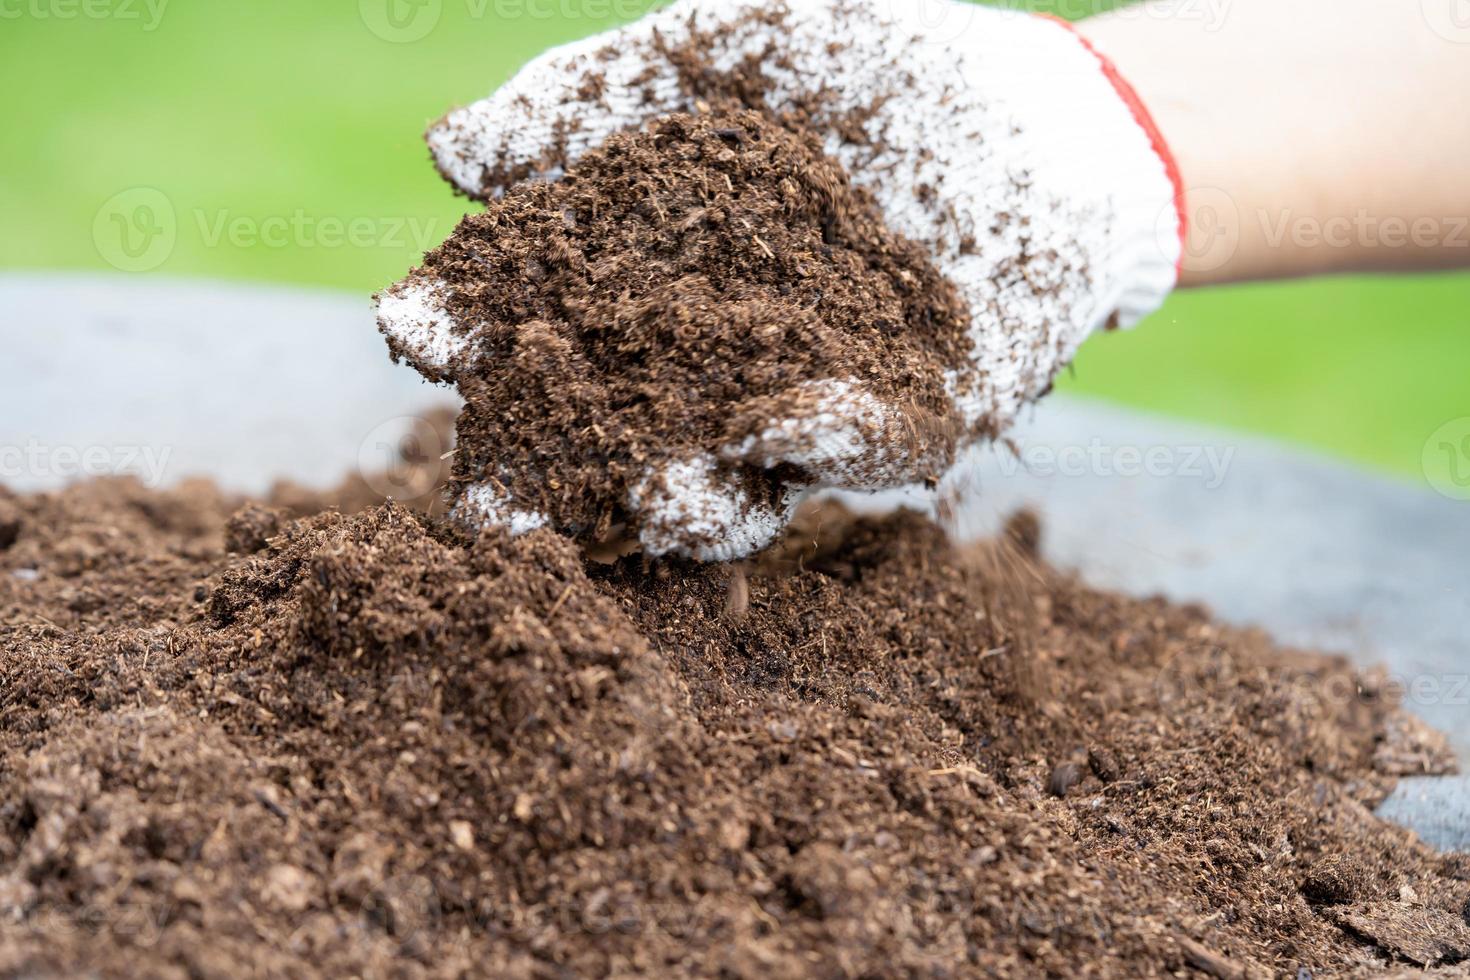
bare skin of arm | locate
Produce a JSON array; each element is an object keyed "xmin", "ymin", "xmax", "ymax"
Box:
[{"xmin": 1079, "ymin": 0, "xmax": 1470, "ymax": 286}]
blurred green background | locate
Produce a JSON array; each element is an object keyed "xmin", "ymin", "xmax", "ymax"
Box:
[{"xmin": 2, "ymin": 0, "xmax": 1466, "ymax": 487}]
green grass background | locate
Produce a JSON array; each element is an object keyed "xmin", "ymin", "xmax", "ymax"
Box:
[{"xmin": 2, "ymin": 0, "xmax": 1466, "ymax": 487}]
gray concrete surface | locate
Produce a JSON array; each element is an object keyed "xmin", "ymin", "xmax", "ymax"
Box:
[
  {"xmin": 4, "ymin": 271, "xmax": 1467, "ymax": 849},
  {"xmin": 3, "ymin": 271, "xmax": 453, "ymax": 496}
]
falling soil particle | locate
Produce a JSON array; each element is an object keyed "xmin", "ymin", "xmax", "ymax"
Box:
[
  {"xmin": 0, "ymin": 427, "xmax": 1463, "ymax": 978},
  {"xmin": 0, "ymin": 500, "xmax": 19, "ymax": 552},
  {"xmin": 1045, "ymin": 761, "xmax": 1084, "ymax": 799}
]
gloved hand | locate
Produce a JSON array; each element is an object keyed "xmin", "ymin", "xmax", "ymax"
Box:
[{"xmin": 377, "ymin": 0, "xmax": 1185, "ymax": 560}]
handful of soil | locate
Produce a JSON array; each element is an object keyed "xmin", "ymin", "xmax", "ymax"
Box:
[{"xmin": 382, "ymin": 109, "xmax": 975, "ymax": 544}]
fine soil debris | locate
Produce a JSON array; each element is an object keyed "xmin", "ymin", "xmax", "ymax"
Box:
[{"xmin": 0, "ymin": 450, "xmax": 1463, "ymax": 978}]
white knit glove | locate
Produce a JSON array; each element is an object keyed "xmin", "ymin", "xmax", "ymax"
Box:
[{"xmin": 378, "ymin": 0, "xmax": 1185, "ymax": 560}]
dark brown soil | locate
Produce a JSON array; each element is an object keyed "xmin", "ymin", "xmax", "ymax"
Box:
[
  {"xmin": 0, "ymin": 437, "xmax": 1462, "ymax": 978},
  {"xmin": 387, "ymin": 110, "xmax": 975, "ymax": 541}
]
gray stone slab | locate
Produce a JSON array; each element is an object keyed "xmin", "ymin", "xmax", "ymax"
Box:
[
  {"xmin": 1376, "ymin": 777, "xmax": 1470, "ymax": 853},
  {"xmin": 4, "ymin": 271, "xmax": 1467, "ymax": 848},
  {"xmin": 1, "ymin": 271, "xmax": 455, "ymax": 496}
]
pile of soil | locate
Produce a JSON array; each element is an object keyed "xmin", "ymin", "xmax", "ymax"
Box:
[
  {"xmin": 0, "ymin": 444, "xmax": 1463, "ymax": 977},
  {"xmin": 9, "ymin": 23, "xmax": 1465, "ymax": 969},
  {"xmin": 386, "ymin": 110, "xmax": 975, "ymax": 540}
]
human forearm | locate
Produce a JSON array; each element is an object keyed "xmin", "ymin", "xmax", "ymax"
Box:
[{"xmin": 1080, "ymin": 0, "xmax": 1470, "ymax": 285}]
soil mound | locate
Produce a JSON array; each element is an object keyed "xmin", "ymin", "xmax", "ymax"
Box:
[{"xmin": 0, "ymin": 465, "xmax": 1462, "ymax": 978}]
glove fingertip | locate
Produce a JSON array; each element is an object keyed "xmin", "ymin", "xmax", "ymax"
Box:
[
  {"xmin": 426, "ymin": 107, "xmax": 491, "ymax": 199},
  {"xmin": 453, "ymin": 481, "xmax": 551, "ymax": 537},
  {"xmin": 629, "ymin": 455, "xmax": 802, "ymax": 562},
  {"xmin": 376, "ymin": 277, "xmax": 473, "ymax": 384},
  {"xmin": 722, "ymin": 379, "xmax": 951, "ymax": 489},
  {"xmin": 375, "ymin": 278, "xmax": 471, "ymax": 384}
]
